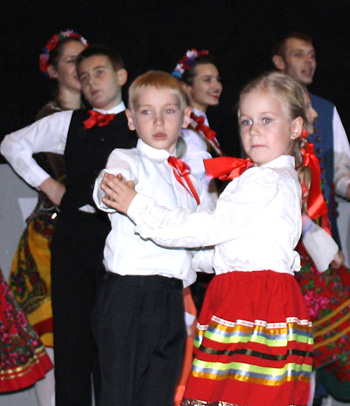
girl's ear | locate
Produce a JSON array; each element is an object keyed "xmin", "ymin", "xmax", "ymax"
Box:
[
  {"xmin": 182, "ymin": 107, "xmax": 192, "ymax": 128},
  {"xmin": 291, "ymin": 116, "xmax": 303, "ymax": 140},
  {"xmin": 125, "ymin": 109, "xmax": 136, "ymax": 131},
  {"xmin": 181, "ymin": 82, "xmax": 192, "ymax": 99},
  {"xmin": 47, "ymin": 65, "xmax": 58, "ymax": 79}
]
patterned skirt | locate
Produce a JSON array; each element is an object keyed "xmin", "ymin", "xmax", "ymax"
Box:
[
  {"xmin": 181, "ymin": 271, "xmax": 313, "ymax": 406},
  {"xmin": 9, "ymin": 215, "xmax": 56, "ymax": 347},
  {"xmin": 296, "ymin": 243, "xmax": 350, "ymax": 381},
  {"xmin": 0, "ymin": 269, "xmax": 53, "ymax": 392}
]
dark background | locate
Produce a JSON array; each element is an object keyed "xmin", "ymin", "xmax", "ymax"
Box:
[{"xmin": 1, "ymin": 0, "xmax": 350, "ymax": 158}]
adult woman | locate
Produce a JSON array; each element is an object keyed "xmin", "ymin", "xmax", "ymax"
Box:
[{"xmin": 8, "ymin": 29, "xmax": 87, "ymax": 406}]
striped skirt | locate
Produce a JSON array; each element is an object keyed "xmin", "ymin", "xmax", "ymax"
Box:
[{"xmin": 181, "ymin": 271, "xmax": 313, "ymax": 406}]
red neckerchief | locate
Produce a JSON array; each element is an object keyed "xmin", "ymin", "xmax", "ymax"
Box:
[
  {"xmin": 190, "ymin": 112, "xmax": 222, "ymax": 155},
  {"xmin": 83, "ymin": 110, "xmax": 116, "ymax": 129},
  {"xmin": 168, "ymin": 156, "xmax": 200, "ymax": 205},
  {"xmin": 204, "ymin": 156, "xmax": 253, "ymax": 181}
]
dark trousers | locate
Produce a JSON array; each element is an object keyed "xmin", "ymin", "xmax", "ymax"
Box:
[
  {"xmin": 51, "ymin": 211, "xmax": 110, "ymax": 406},
  {"xmin": 93, "ymin": 273, "xmax": 186, "ymax": 406}
]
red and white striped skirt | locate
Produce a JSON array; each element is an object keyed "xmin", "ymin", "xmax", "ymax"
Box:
[{"xmin": 182, "ymin": 270, "xmax": 313, "ymax": 406}]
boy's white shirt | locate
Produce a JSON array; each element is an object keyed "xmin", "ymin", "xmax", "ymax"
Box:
[
  {"xmin": 93, "ymin": 139, "xmax": 207, "ymax": 288},
  {"xmin": 0, "ymin": 103, "xmax": 126, "ymax": 189}
]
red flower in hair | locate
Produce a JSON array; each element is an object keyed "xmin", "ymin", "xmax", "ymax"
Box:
[
  {"xmin": 39, "ymin": 54, "xmax": 50, "ymax": 73},
  {"xmin": 45, "ymin": 34, "xmax": 59, "ymax": 51}
]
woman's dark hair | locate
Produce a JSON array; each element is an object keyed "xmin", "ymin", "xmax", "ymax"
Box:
[
  {"xmin": 181, "ymin": 54, "xmax": 218, "ymax": 86},
  {"xmin": 49, "ymin": 37, "xmax": 85, "ymax": 69}
]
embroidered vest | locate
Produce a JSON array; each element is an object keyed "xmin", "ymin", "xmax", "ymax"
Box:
[{"xmin": 309, "ymin": 93, "xmax": 340, "ymax": 246}]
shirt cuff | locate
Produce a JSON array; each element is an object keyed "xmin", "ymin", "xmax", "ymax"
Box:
[{"xmin": 127, "ymin": 193, "xmax": 153, "ymax": 225}]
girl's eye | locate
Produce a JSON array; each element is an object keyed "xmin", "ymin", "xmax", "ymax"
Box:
[
  {"xmin": 262, "ymin": 118, "xmax": 272, "ymax": 124},
  {"xmin": 166, "ymin": 109, "xmax": 175, "ymax": 114},
  {"xmin": 240, "ymin": 119, "xmax": 252, "ymax": 126}
]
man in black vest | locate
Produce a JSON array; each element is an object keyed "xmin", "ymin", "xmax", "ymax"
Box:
[
  {"xmin": 272, "ymin": 32, "xmax": 350, "ymax": 247},
  {"xmin": 0, "ymin": 45, "xmax": 137, "ymax": 406}
]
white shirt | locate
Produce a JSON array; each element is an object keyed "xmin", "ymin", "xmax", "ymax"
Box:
[
  {"xmin": 93, "ymin": 139, "xmax": 203, "ymax": 288},
  {"xmin": 333, "ymin": 107, "xmax": 350, "ymax": 197},
  {"xmin": 128, "ymin": 155, "xmax": 302, "ymax": 276},
  {"xmin": 0, "ymin": 103, "xmax": 126, "ymax": 189},
  {"xmin": 180, "ymin": 108, "xmax": 217, "ymax": 209}
]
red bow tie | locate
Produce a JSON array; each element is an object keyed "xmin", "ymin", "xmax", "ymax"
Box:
[
  {"xmin": 190, "ymin": 112, "xmax": 222, "ymax": 154},
  {"xmin": 168, "ymin": 156, "xmax": 200, "ymax": 205},
  {"xmin": 204, "ymin": 157, "xmax": 253, "ymax": 181},
  {"xmin": 83, "ymin": 110, "xmax": 116, "ymax": 129}
]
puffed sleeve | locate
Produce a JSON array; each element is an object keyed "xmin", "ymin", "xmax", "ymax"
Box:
[
  {"xmin": 93, "ymin": 149, "xmax": 138, "ymax": 213},
  {"xmin": 128, "ymin": 167, "xmax": 283, "ymax": 248},
  {"xmin": 0, "ymin": 111, "xmax": 72, "ymax": 188}
]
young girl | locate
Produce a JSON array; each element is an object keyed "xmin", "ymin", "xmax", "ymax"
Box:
[
  {"xmin": 100, "ymin": 71, "xmax": 314, "ymax": 406},
  {"xmin": 7, "ymin": 29, "xmax": 87, "ymax": 406}
]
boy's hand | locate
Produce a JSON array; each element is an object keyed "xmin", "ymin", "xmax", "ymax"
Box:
[{"xmin": 101, "ymin": 172, "xmax": 136, "ymax": 214}]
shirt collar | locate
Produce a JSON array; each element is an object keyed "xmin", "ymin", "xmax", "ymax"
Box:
[
  {"xmin": 93, "ymin": 102, "xmax": 125, "ymax": 115},
  {"xmin": 260, "ymin": 155, "xmax": 295, "ymax": 169},
  {"xmin": 191, "ymin": 107, "xmax": 209, "ymax": 126},
  {"xmin": 137, "ymin": 139, "xmax": 172, "ymax": 163}
]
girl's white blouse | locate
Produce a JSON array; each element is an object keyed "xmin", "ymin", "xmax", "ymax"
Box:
[{"xmin": 128, "ymin": 155, "xmax": 302, "ymax": 276}]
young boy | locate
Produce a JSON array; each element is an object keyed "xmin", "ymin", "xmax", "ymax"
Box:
[
  {"xmin": 0, "ymin": 45, "xmax": 137, "ymax": 406},
  {"xmin": 92, "ymin": 70, "xmax": 202, "ymax": 406}
]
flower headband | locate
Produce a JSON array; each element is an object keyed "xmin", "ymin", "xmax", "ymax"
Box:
[
  {"xmin": 172, "ymin": 48, "xmax": 209, "ymax": 79},
  {"xmin": 39, "ymin": 29, "xmax": 88, "ymax": 75}
]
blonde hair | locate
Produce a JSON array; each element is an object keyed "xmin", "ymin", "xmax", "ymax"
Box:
[
  {"xmin": 240, "ymin": 71, "xmax": 307, "ymax": 124},
  {"xmin": 128, "ymin": 70, "xmax": 187, "ymax": 112}
]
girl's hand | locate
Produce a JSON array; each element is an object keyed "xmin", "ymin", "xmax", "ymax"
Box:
[
  {"xmin": 101, "ymin": 172, "xmax": 136, "ymax": 214},
  {"xmin": 331, "ymin": 249, "xmax": 345, "ymax": 269},
  {"xmin": 39, "ymin": 177, "xmax": 66, "ymax": 206}
]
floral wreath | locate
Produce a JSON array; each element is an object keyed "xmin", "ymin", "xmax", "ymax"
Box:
[
  {"xmin": 39, "ymin": 29, "xmax": 88, "ymax": 75},
  {"xmin": 172, "ymin": 48, "xmax": 209, "ymax": 79}
]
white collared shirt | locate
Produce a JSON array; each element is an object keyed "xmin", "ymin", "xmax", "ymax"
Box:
[
  {"xmin": 128, "ymin": 155, "xmax": 302, "ymax": 276},
  {"xmin": 0, "ymin": 103, "xmax": 126, "ymax": 189},
  {"xmin": 93, "ymin": 139, "xmax": 202, "ymax": 287}
]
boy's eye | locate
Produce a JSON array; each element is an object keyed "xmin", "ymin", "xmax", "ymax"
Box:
[
  {"xmin": 95, "ymin": 69, "xmax": 105, "ymax": 77},
  {"xmin": 79, "ymin": 75, "xmax": 88, "ymax": 84},
  {"xmin": 262, "ymin": 118, "xmax": 272, "ymax": 124},
  {"xmin": 166, "ymin": 109, "xmax": 175, "ymax": 114},
  {"xmin": 140, "ymin": 109, "xmax": 151, "ymax": 115}
]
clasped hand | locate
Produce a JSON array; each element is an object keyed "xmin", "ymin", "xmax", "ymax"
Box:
[{"xmin": 101, "ymin": 172, "xmax": 136, "ymax": 214}]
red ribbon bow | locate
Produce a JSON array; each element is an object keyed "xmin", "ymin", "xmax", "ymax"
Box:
[
  {"xmin": 190, "ymin": 112, "xmax": 222, "ymax": 154},
  {"xmin": 204, "ymin": 157, "xmax": 253, "ymax": 181},
  {"xmin": 301, "ymin": 143, "xmax": 328, "ymax": 220},
  {"xmin": 168, "ymin": 156, "xmax": 200, "ymax": 205},
  {"xmin": 83, "ymin": 110, "xmax": 116, "ymax": 129}
]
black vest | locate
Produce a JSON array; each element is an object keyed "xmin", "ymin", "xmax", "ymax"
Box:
[{"xmin": 61, "ymin": 109, "xmax": 137, "ymax": 215}]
